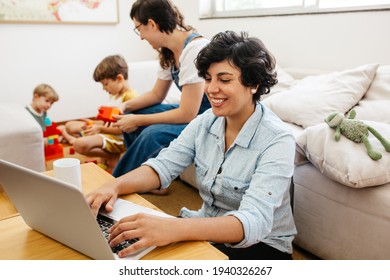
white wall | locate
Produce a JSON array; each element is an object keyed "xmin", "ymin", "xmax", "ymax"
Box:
[
  {"xmin": 1, "ymin": 0, "xmax": 390, "ymax": 121},
  {"xmin": 177, "ymin": 1, "xmax": 390, "ymax": 71}
]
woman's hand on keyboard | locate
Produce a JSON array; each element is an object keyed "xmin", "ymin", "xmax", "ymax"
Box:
[
  {"xmin": 85, "ymin": 178, "xmax": 119, "ymax": 217},
  {"xmin": 108, "ymin": 213, "xmax": 179, "ymax": 258}
]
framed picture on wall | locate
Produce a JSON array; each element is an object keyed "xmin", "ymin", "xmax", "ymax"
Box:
[{"xmin": 0, "ymin": 0, "xmax": 119, "ymax": 24}]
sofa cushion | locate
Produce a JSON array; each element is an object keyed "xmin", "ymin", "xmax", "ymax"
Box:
[
  {"xmin": 262, "ymin": 63, "xmax": 379, "ymax": 128},
  {"xmin": 296, "ymin": 121, "xmax": 390, "ymax": 188},
  {"xmin": 351, "ymin": 65, "xmax": 390, "ymax": 124}
]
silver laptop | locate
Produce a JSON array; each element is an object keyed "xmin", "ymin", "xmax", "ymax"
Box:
[{"xmin": 0, "ymin": 159, "xmax": 170, "ymax": 260}]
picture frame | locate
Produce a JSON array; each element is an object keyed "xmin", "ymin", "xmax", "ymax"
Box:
[{"xmin": 0, "ymin": 0, "xmax": 119, "ymax": 24}]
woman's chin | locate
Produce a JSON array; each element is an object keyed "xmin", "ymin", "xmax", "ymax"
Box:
[{"xmin": 211, "ymin": 107, "xmax": 225, "ymax": 117}]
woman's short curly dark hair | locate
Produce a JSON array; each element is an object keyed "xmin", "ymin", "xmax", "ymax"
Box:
[{"xmin": 196, "ymin": 31, "xmax": 277, "ymax": 102}]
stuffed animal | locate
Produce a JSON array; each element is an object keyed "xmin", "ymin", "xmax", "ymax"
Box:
[{"xmin": 325, "ymin": 109, "xmax": 390, "ymax": 160}]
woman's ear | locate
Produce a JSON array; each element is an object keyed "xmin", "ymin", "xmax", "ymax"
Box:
[
  {"xmin": 250, "ymin": 85, "xmax": 259, "ymax": 94},
  {"xmin": 148, "ymin": 19, "xmax": 158, "ymax": 30}
]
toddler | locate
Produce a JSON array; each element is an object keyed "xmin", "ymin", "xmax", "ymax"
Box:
[{"xmin": 25, "ymin": 83, "xmax": 60, "ymax": 143}]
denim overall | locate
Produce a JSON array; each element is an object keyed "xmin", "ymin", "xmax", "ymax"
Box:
[{"xmin": 112, "ymin": 33, "xmax": 211, "ymax": 177}]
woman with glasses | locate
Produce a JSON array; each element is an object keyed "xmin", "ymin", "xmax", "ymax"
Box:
[
  {"xmin": 87, "ymin": 31, "xmax": 296, "ymax": 260},
  {"xmin": 112, "ymin": 0, "xmax": 210, "ymax": 182}
]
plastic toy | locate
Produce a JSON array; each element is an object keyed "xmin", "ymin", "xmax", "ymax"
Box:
[
  {"xmin": 43, "ymin": 117, "xmax": 63, "ymax": 160},
  {"xmin": 325, "ymin": 109, "xmax": 390, "ymax": 160},
  {"xmin": 97, "ymin": 106, "xmax": 121, "ymax": 123},
  {"xmin": 44, "ymin": 135, "xmax": 64, "ymax": 160},
  {"xmin": 43, "ymin": 117, "xmax": 61, "ymax": 138}
]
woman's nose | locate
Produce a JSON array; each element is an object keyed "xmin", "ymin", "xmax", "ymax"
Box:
[{"xmin": 207, "ymin": 80, "xmax": 219, "ymax": 93}]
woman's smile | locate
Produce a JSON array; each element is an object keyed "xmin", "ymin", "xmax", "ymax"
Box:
[{"xmin": 210, "ymin": 97, "xmax": 227, "ymax": 107}]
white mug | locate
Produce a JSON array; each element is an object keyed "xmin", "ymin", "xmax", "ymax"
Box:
[{"xmin": 53, "ymin": 158, "xmax": 82, "ymax": 191}]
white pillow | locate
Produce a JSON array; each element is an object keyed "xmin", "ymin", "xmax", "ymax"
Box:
[
  {"xmin": 266, "ymin": 65, "xmax": 295, "ymax": 96},
  {"xmin": 262, "ymin": 64, "xmax": 379, "ymax": 128},
  {"xmin": 352, "ymin": 65, "xmax": 390, "ymax": 124},
  {"xmin": 296, "ymin": 121, "xmax": 390, "ymax": 188}
]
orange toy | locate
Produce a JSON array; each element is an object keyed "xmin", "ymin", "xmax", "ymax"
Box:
[{"xmin": 97, "ymin": 106, "xmax": 121, "ymax": 122}]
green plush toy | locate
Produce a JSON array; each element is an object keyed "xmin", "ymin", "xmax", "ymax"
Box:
[{"xmin": 325, "ymin": 109, "xmax": 390, "ymax": 160}]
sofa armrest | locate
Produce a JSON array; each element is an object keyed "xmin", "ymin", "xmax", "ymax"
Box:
[{"xmin": 0, "ymin": 103, "xmax": 45, "ymax": 172}]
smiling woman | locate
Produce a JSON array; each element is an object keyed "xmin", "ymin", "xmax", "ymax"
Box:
[
  {"xmin": 111, "ymin": 0, "xmax": 211, "ymax": 179},
  {"xmin": 195, "ymin": 30, "xmax": 278, "ymax": 150}
]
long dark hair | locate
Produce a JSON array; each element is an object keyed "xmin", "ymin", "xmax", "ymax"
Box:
[
  {"xmin": 196, "ymin": 31, "xmax": 277, "ymax": 102},
  {"xmin": 130, "ymin": 0, "xmax": 195, "ymax": 69}
]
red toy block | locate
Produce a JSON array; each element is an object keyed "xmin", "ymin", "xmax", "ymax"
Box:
[
  {"xmin": 97, "ymin": 106, "xmax": 121, "ymax": 123},
  {"xmin": 43, "ymin": 117, "xmax": 63, "ymax": 160},
  {"xmin": 43, "ymin": 117, "xmax": 61, "ymax": 138},
  {"xmin": 44, "ymin": 135, "xmax": 63, "ymax": 160},
  {"xmin": 69, "ymin": 147, "xmax": 75, "ymax": 154}
]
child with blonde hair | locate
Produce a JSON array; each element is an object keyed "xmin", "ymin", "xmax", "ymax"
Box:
[{"xmin": 26, "ymin": 83, "xmax": 59, "ymax": 132}]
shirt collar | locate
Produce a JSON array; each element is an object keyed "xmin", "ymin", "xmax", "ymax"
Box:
[
  {"xmin": 209, "ymin": 103, "xmax": 264, "ymax": 148},
  {"xmin": 27, "ymin": 104, "xmax": 43, "ymax": 116}
]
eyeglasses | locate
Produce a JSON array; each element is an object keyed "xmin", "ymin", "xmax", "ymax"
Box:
[{"xmin": 133, "ymin": 23, "xmax": 142, "ymax": 36}]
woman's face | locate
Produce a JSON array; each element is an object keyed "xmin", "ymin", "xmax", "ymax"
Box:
[
  {"xmin": 204, "ymin": 60, "xmax": 255, "ymax": 120},
  {"xmin": 133, "ymin": 19, "xmax": 160, "ymax": 50}
]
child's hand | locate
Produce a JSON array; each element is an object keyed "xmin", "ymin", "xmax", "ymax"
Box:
[{"xmin": 83, "ymin": 124, "xmax": 102, "ymax": 136}]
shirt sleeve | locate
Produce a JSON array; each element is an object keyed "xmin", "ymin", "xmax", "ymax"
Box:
[
  {"xmin": 121, "ymin": 89, "xmax": 139, "ymax": 102},
  {"xmin": 223, "ymin": 131, "xmax": 296, "ymax": 249},
  {"xmin": 157, "ymin": 65, "xmax": 172, "ymax": 81},
  {"xmin": 142, "ymin": 113, "xmax": 205, "ymax": 189},
  {"xmin": 178, "ymin": 38, "xmax": 209, "ymax": 86}
]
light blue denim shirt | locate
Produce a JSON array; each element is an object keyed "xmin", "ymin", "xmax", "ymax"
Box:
[{"xmin": 144, "ymin": 103, "xmax": 297, "ymax": 253}]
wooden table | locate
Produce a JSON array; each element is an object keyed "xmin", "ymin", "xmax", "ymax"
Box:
[{"xmin": 0, "ymin": 163, "xmax": 227, "ymax": 260}]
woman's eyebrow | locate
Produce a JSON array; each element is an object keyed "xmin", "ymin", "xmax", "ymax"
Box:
[
  {"xmin": 205, "ymin": 71, "xmax": 234, "ymax": 77},
  {"xmin": 216, "ymin": 72, "xmax": 234, "ymax": 76}
]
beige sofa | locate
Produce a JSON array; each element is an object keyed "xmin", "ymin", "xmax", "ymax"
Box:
[
  {"xmin": 130, "ymin": 61, "xmax": 390, "ymax": 259},
  {"xmin": 263, "ymin": 64, "xmax": 390, "ymax": 260}
]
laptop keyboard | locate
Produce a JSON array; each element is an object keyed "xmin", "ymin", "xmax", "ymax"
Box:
[{"xmin": 97, "ymin": 214, "xmax": 139, "ymax": 254}]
